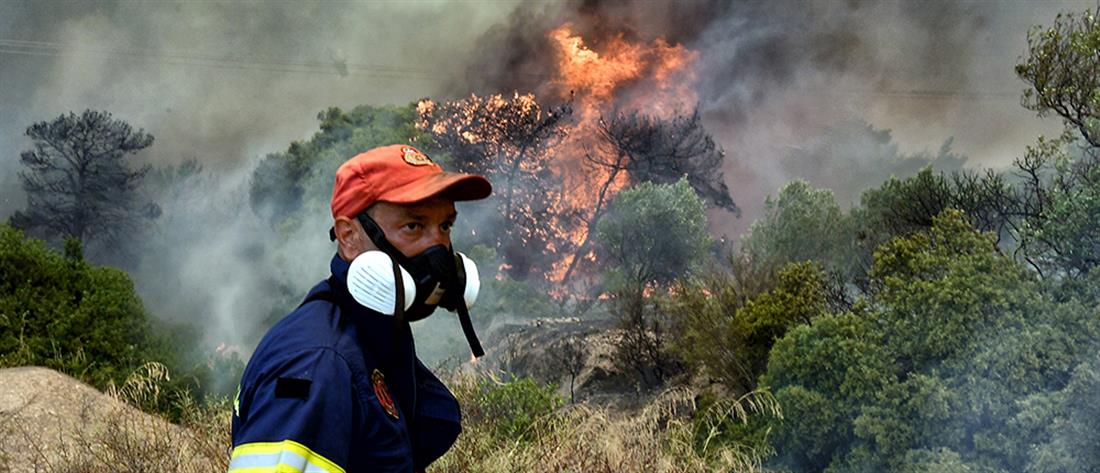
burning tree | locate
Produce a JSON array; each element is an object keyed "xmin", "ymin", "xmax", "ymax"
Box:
[
  {"xmin": 421, "ymin": 25, "xmax": 735, "ymax": 293},
  {"xmin": 562, "ymin": 108, "xmax": 738, "ymax": 282},
  {"xmin": 418, "ymin": 93, "xmax": 578, "ymax": 281},
  {"xmin": 10, "ymin": 110, "xmax": 159, "ymax": 254}
]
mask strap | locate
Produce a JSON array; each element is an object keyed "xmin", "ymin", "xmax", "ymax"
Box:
[
  {"xmin": 453, "ymin": 253, "xmax": 484, "ymax": 358},
  {"xmin": 392, "ymin": 256, "xmax": 405, "ymax": 324},
  {"xmin": 457, "ymin": 304, "xmax": 484, "ymax": 358},
  {"xmin": 356, "ymin": 212, "xmax": 409, "ymax": 265}
]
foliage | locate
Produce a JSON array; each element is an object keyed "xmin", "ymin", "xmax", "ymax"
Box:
[
  {"xmin": 763, "ymin": 312, "xmax": 897, "ymax": 471},
  {"xmin": 1013, "ymin": 9, "xmax": 1100, "ymax": 277},
  {"xmin": 662, "ymin": 267, "xmax": 755, "ymax": 391},
  {"xmin": 559, "ymin": 108, "xmax": 737, "ymax": 283},
  {"xmin": 466, "ymin": 375, "xmax": 563, "ymax": 444},
  {"xmin": 1012, "ymin": 135, "xmax": 1100, "ymax": 276},
  {"xmin": 761, "ymin": 209, "xmax": 1100, "ymax": 472},
  {"xmin": 664, "ymin": 262, "xmax": 832, "ymax": 393},
  {"xmin": 10, "ymin": 110, "xmax": 159, "ymax": 257},
  {"xmin": 596, "ymin": 179, "xmax": 710, "ymax": 387},
  {"xmin": 0, "ymin": 224, "xmax": 235, "ymax": 419},
  {"xmin": 854, "ymin": 167, "xmax": 1018, "ymax": 278},
  {"xmin": 597, "ymin": 178, "xmax": 711, "ymax": 291},
  {"xmin": 249, "ymin": 104, "xmax": 426, "ymax": 223},
  {"xmin": 868, "ymin": 209, "xmax": 1039, "ymax": 370},
  {"xmin": 733, "ymin": 263, "xmax": 832, "ymax": 386},
  {"xmin": 1016, "ymin": 351, "xmax": 1100, "ymax": 473},
  {"xmin": 1017, "ymin": 9, "xmax": 1100, "ymax": 147},
  {"xmin": 0, "ymin": 224, "xmax": 163, "ymax": 388},
  {"xmin": 436, "ymin": 374, "xmax": 776, "ymax": 473},
  {"xmin": 740, "ymin": 180, "xmax": 857, "ymax": 282}
]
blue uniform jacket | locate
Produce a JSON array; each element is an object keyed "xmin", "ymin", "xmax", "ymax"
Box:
[{"xmin": 229, "ymin": 254, "xmax": 461, "ymax": 472}]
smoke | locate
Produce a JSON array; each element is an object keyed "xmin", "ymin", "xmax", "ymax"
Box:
[
  {"xmin": 0, "ymin": 1, "xmax": 1085, "ymax": 367},
  {"xmin": 448, "ymin": 0, "xmax": 1072, "ymax": 237},
  {"xmin": 0, "ymin": 1, "xmax": 516, "ymax": 366}
]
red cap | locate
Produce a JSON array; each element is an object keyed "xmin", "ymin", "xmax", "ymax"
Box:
[{"xmin": 331, "ymin": 144, "xmax": 491, "ymax": 219}]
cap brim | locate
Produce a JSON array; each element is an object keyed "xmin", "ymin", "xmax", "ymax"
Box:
[{"xmin": 378, "ymin": 172, "xmax": 492, "ymax": 204}]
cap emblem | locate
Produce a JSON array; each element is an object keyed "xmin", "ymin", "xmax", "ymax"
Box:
[{"xmin": 401, "ymin": 147, "xmax": 433, "ymax": 166}]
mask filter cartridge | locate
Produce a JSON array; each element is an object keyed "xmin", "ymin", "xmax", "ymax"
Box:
[
  {"xmin": 347, "ymin": 251, "xmax": 416, "ymax": 315},
  {"xmin": 346, "ymin": 250, "xmax": 480, "ymax": 316}
]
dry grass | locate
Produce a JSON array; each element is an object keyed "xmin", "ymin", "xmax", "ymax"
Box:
[
  {"xmin": 1, "ymin": 366, "xmax": 778, "ymax": 473},
  {"xmin": 433, "ymin": 374, "xmax": 781, "ymax": 473}
]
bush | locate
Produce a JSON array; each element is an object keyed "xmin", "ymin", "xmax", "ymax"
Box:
[
  {"xmin": 461, "ymin": 375, "xmax": 563, "ymax": 444},
  {"xmin": 664, "ymin": 262, "xmax": 832, "ymax": 393},
  {"xmin": 0, "ymin": 224, "xmax": 167, "ymax": 389},
  {"xmin": 596, "ymin": 179, "xmax": 711, "ymax": 388}
]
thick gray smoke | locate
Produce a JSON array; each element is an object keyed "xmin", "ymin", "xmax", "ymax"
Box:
[
  {"xmin": 450, "ymin": 0, "xmax": 1072, "ymax": 236},
  {"xmin": 0, "ymin": 1, "xmax": 1083, "ymax": 365}
]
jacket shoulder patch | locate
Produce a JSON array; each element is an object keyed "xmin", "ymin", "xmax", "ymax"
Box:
[{"xmin": 275, "ymin": 377, "xmax": 312, "ymax": 399}]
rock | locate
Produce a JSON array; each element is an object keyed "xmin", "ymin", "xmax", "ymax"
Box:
[{"xmin": 0, "ymin": 367, "xmax": 223, "ymax": 472}]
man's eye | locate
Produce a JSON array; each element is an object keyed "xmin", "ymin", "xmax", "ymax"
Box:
[
  {"xmin": 403, "ymin": 223, "xmax": 422, "ymax": 231},
  {"xmin": 441, "ymin": 222, "xmax": 453, "ymax": 233}
]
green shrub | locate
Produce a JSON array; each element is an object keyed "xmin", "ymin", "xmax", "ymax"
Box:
[
  {"xmin": 464, "ymin": 375, "xmax": 563, "ymax": 444},
  {"xmin": 664, "ymin": 261, "xmax": 832, "ymax": 393},
  {"xmin": 0, "ymin": 224, "xmax": 168, "ymax": 389}
]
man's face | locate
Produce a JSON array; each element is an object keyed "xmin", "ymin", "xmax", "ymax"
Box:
[{"xmin": 366, "ymin": 197, "xmax": 457, "ymax": 258}]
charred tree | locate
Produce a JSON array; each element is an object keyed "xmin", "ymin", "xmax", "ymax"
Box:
[
  {"xmin": 11, "ymin": 110, "xmax": 158, "ymax": 252},
  {"xmin": 597, "ymin": 109, "xmax": 737, "ymax": 213},
  {"xmin": 553, "ymin": 335, "xmax": 588, "ymax": 403}
]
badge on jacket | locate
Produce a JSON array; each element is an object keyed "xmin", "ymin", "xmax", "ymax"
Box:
[{"xmin": 371, "ymin": 369, "xmax": 400, "ymax": 420}]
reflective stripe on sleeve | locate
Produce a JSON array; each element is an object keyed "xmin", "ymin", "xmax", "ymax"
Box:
[{"xmin": 228, "ymin": 440, "xmax": 345, "ymax": 473}]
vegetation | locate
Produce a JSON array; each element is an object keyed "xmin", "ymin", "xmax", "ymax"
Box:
[
  {"xmin": 0, "ymin": 224, "xmax": 239, "ymax": 418},
  {"xmin": 433, "ymin": 374, "xmax": 779, "ymax": 473},
  {"xmin": 0, "ymin": 224, "xmax": 164, "ymax": 388},
  {"xmin": 249, "ymin": 104, "xmax": 426, "ymax": 224},
  {"xmin": 418, "ymin": 93, "xmax": 577, "ymax": 281},
  {"xmin": 5, "ymin": 6, "xmax": 1100, "ymax": 473},
  {"xmin": 596, "ymin": 179, "xmax": 711, "ymax": 387}
]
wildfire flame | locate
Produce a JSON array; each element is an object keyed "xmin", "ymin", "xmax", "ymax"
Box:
[
  {"xmin": 544, "ymin": 25, "xmax": 699, "ymax": 282},
  {"xmin": 546, "ymin": 24, "xmax": 698, "ymax": 109},
  {"xmin": 419, "ymin": 25, "xmax": 699, "ymax": 289}
]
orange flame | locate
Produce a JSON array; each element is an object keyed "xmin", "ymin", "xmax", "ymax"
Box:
[
  {"xmin": 420, "ymin": 25, "xmax": 699, "ymax": 290},
  {"xmin": 546, "ymin": 24, "xmax": 699, "ymax": 110},
  {"xmin": 543, "ymin": 25, "xmax": 699, "ymax": 283}
]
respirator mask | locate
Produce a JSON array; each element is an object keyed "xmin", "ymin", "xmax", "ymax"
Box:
[{"xmin": 342, "ymin": 212, "xmax": 485, "ymax": 357}]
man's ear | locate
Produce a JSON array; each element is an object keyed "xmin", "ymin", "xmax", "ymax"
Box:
[{"xmin": 334, "ymin": 216, "xmax": 366, "ymax": 261}]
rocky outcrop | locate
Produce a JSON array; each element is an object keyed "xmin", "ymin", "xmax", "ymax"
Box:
[{"xmin": 0, "ymin": 367, "xmax": 224, "ymax": 473}]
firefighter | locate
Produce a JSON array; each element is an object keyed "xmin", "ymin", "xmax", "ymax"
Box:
[{"xmin": 228, "ymin": 144, "xmax": 491, "ymax": 472}]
